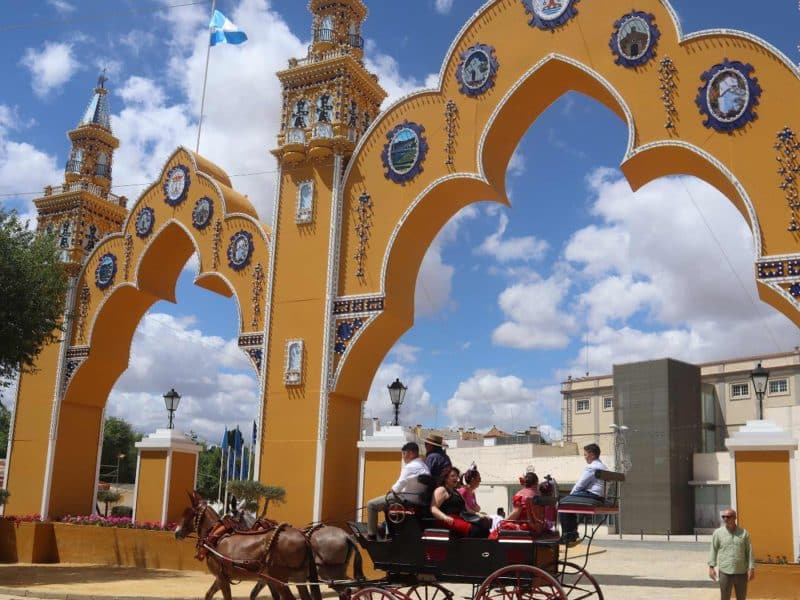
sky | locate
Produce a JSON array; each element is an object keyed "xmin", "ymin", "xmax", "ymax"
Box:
[{"xmin": 1, "ymin": 0, "xmax": 799, "ymax": 445}]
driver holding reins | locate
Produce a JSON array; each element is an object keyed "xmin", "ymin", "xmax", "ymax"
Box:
[{"xmin": 365, "ymin": 441, "xmax": 430, "ymax": 540}]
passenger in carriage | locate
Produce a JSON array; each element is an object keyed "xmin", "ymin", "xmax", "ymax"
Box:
[
  {"xmin": 431, "ymin": 466, "xmax": 490, "ymax": 538},
  {"xmin": 457, "ymin": 463, "xmax": 494, "ymax": 531},
  {"xmin": 423, "ymin": 433, "xmax": 451, "ymax": 487},
  {"xmin": 490, "ymin": 467, "xmax": 547, "ymax": 538},
  {"xmin": 365, "ymin": 441, "xmax": 430, "ymax": 540},
  {"xmin": 558, "ymin": 443, "xmax": 607, "ymax": 545}
]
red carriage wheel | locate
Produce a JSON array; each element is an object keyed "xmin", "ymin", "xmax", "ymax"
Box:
[
  {"xmin": 401, "ymin": 582, "xmax": 454, "ymax": 600},
  {"xmin": 555, "ymin": 562, "xmax": 602, "ymax": 600},
  {"xmin": 351, "ymin": 587, "xmax": 408, "ymax": 600},
  {"xmin": 475, "ymin": 564, "xmax": 566, "ymax": 600}
]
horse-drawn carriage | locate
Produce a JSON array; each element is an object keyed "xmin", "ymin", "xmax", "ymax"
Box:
[{"xmin": 177, "ymin": 470, "xmax": 624, "ymax": 600}]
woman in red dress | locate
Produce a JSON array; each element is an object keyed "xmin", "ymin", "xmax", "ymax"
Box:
[{"xmin": 491, "ymin": 470, "xmax": 546, "ymax": 538}]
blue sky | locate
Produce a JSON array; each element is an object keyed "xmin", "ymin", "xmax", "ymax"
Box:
[{"xmin": 1, "ymin": 0, "xmax": 799, "ymax": 444}]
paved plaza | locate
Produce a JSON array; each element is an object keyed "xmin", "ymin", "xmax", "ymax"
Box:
[{"xmin": 0, "ymin": 539, "xmax": 796, "ymax": 600}]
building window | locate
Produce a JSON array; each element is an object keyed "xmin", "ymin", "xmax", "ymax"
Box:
[
  {"xmin": 730, "ymin": 383, "xmax": 750, "ymax": 399},
  {"xmin": 602, "ymin": 397, "xmax": 613, "ymax": 411},
  {"xmin": 768, "ymin": 378, "xmax": 789, "ymax": 395},
  {"xmin": 576, "ymin": 399, "xmax": 590, "ymax": 413}
]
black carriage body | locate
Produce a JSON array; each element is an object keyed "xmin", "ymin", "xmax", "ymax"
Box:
[{"xmin": 349, "ymin": 520, "xmax": 559, "ymax": 585}]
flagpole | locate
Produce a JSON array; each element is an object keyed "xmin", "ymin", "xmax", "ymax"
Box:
[
  {"xmin": 217, "ymin": 443, "xmax": 225, "ymax": 503},
  {"xmin": 195, "ymin": 0, "xmax": 217, "ymax": 154}
]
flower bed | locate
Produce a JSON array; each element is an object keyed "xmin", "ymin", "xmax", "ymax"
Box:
[
  {"xmin": 58, "ymin": 514, "xmax": 176, "ymax": 531},
  {"xmin": 2, "ymin": 514, "xmax": 42, "ymax": 523}
]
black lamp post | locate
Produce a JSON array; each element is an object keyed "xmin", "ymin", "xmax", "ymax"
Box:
[
  {"xmin": 163, "ymin": 388, "xmax": 182, "ymax": 429},
  {"xmin": 750, "ymin": 362, "xmax": 769, "ymax": 420},
  {"xmin": 387, "ymin": 378, "xmax": 407, "ymax": 426}
]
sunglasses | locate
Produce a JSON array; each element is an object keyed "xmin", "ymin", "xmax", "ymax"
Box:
[{"xmin": 721, "ymin": 515, "xmax": 734, "ymax": 519}]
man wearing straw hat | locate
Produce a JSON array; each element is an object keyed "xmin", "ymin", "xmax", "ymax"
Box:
[{"xmin": 423, "ymin": 433, "xmax": 451, "ymax": 487}]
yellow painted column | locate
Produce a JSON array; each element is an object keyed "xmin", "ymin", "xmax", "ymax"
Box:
[
  {"xmin": 133, "ymin": 429, "xmax": 201, "ymax": 525},
  {"xmin": 726, "ymin": 421, "xmax": 799, "ymax": 562}
]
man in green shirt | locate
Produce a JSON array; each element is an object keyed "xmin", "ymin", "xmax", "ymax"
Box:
[{"xmin": 708, "ymin": 508, "xmax": 755, "ymax": 600}]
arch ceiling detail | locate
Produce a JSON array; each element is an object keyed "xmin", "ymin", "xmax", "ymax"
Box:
[{"xmin": 332, "ymin": 0, "xmax": 800, "ymax": 397}]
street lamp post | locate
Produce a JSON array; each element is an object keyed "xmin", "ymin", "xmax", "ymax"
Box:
[
  {"xmin": 163, "ymin": 388, "xmax": 182, "ymax": 429},
  {"xmin": 387, "ymin": 378, "xmax": 407, "ymax": 426},
  {"xmin": 749, "ymin": 362, "xmax": 770, "ymax": 420},
  {"xmin": 610, "ymin": 423, "xmax": 629, "ymax": 539},
  {"xmin": 115, "ymin": 453, "xmax": 125, "ymax": 484}
]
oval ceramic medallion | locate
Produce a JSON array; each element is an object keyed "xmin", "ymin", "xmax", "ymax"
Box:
[
  {"xmin": 696, "ymin": 59, "xmax": 761, "ymax": 133},
  {"xmin": 610, "ymin": 11, "xmax": 660, "ymax": 68},
  {"xmin": 457, "ymin": 44, "xmax": 499, "ymax": 97},
  {"xmin": 227, "ymin": 230, "xmax": 254, "ymax": 271},
  {"xmin": 135, "ymin": 206, "xmax": 155, "ymax": 238},
  {"xmin": 95, "ymin": 253, "xmax": 117, "ymax": 290},
  {"xmin": 192, "ymin": 197, "xmax": 214, "ymax": 230},
  {"xmin": 522, "ymin": 0, "xmax": 580, "ymax": 30},
  {"xmin": 163, "ymin": 165, "xmax": 190, "ymax": 206},
  {"xmin": 381, "ymin": 121, "xmax": 428, "ymax": 184}
]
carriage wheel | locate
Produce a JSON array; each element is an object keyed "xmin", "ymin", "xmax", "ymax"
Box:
[
  {"xmin": 387, "ymin": 502, "xmax": 407, "ymax": 524},
  {"xmin": 401, "ymin": 582, "xmax": 454, "ymax": 600},
  {"xmin": 351, "ymin": 587, "xmax": 407, "ymax": 600},
  {"xmin": 475, "ymin": 564, "xmax": 566, "ymax": 600},
  {"xmin": 554, "ymin": 562, "xmax": 602, "ymax": 600}
]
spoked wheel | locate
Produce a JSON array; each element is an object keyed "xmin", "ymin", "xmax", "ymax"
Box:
[
  {"xmin": 555, "ymin": 562, "xmax": 603, "ymax": 600},
  {"xmin": 475, "ymin": 564, "xmax": 566, "ymax": 600},
  {"xmin": 351, "ymin": 587, "xmax": 408, "ymax": 600},
  {"xmin": 400, "ymin": 583, "xmax": 454, "ymax": 600}
]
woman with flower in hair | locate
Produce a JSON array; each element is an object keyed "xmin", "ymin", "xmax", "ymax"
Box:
[
  {"xmin": 491, "ymin": 467, "xmax": 546, "ymax": 538},
  {"xmin": 458, "ymin": 463, "xmax": 494, "ymax": 530}
]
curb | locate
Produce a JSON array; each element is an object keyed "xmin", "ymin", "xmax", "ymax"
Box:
[{"xmin": 0, "ymin": 588, "xmax": 201, "ymax": 600}]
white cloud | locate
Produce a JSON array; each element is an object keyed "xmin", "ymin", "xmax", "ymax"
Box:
[
  {"xmin": 475, "ymin": 212, "xmax": 549, "ymax": 263},
  {"xmin": 47, "ymin": 0, "xmax": 75, "ymax": 14},
  {"xmin": 364, "ymin": 39, "xmax": 438, "ymax": 105},
  {"xmin": 508, "ymin": 148, "xmax": 526, "ymax": 177},
  {"xmin": 445, "ymin": 372, "xmax": 560, "ymax": 432},
  {"xmin": 107, "ymin": 313, "xmax": 258, "ymax": 443},
  {"xmin": 492, "ymin": 275, "xmax": 579, "ymax": 349},
  {"xmin": 434, "ymin": 0, "xmax": 455, "ymax": 15},
  {"xmin": 20, "ymin": 42, "xmax": 81, "ymax": 98},
  {"xmin": 390, "ymin": 343, "xmax": 422, "ymax": 364}
]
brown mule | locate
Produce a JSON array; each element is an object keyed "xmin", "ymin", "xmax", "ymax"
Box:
[
  {"xmin": 249, "ymin": 523, "xmax": 365, "ymax": 599},
  {"xmin": 175, "ymin": 491, "xmax": 321, "ymax": 600}
]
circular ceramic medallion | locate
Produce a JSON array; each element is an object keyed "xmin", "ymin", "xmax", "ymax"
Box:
[
  {"xmin": 135, "ymin": 207, "xmax": 155, "ymax": 238},
  {"xmin": 457, "ymin": 44, "xmax": 499, "ymax": 97},
  {"xmin": 227, "ymin": 230, "xmax": 254, "ymax": 271},
  {"xmin": 610, "ymin": 11, "xmax": 659, "ymax": 68},
  {"xmin": 696, "ymin": 59, "xmax": 761, "ymax": 133},
  {"xmin": 381, "ymin": 121, "xmax": 428, "ymax": 184},
  {"xmin": 522, "ymin": 0, "xmax": 580, "ymax": 30},
  {"xmin": 790, "ymin": 283, "xmax": 800, "ymax": 298},
  {"xmin": 192, "ymin": 197, "xmax": 214, "ymax": 230},
  {"xmin": 163, "ymin": 165, "xmax": 190, "ymax": 206},
  {"xmin": 95, "ymin": 253, "xmax": 117, "ymax": 290}
]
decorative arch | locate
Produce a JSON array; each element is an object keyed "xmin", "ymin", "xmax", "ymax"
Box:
[
  {"xmin": 332, "ymin": 0, "xmax": 800, "ymax": 401},
  {"xmin": 46, "ymin": 147, "xmax": 272, "ymax": 517}
]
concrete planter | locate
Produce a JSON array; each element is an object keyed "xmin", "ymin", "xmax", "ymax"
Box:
[
  {"xmin": 0, "ymin": 519, "xmax": 57, "ymax": 563},
  {"xmin": 51, "ymin": 523, "xmax": 204, "ymax": 571}
]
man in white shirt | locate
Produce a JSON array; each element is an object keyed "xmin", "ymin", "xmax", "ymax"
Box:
[
  {"xmin": 559, "ymin": 443, "xmax": 607, "ymax": 543},
  {"xmin": 366, "ymin": 442, "xmax": 430, "ymax": 539}
]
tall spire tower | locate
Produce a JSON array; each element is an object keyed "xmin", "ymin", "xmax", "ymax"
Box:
[
  {"xmin": 273, "ymin": 0, "xmax": 386, "ymax": 164},
  {"xmin": 34, "ymin": 73, "xmax": 127, "ymax": 275}
]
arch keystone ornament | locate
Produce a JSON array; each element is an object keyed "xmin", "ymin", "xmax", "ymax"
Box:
[{"xmin": 5, "ymin": 1, "xmax": 800, "ymax": 527}]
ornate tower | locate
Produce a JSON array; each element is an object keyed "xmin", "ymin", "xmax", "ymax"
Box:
[
  {"xmin": 34, "ymin": 74, "xmax": 127, "ymax": 275},
  {"xmin": 273, "ymin": 0, "xmax": 385, "ymax": 165},
  {"xmin": 260, "ymin": 0, "xmax": 386, "ymax": 523}
]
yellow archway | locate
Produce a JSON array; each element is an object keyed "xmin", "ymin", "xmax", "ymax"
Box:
[{"xmin": 6, "ymin": 0, "xmax": 799, "ymax": 525}]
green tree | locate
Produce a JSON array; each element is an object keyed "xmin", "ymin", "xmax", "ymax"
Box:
[
  {"xmin": 0, "ymin": 401, "xmax": 10, "ymax": 459},
  {"xmin": 100, "ymin": 417, "xmax": 141, "ymax": 484},
  {"xmin": 226, "ymin": 480, "xmax": 286, "ymax": 519},
  {"xmin": 97, "ymin": 489, "xmax": 121, "ymax": 517},
  {"xmin": 196, "ymin": 444, "xmax": 221, "ymax": 500},
  {"xmin": 0, "ymin": 209, "xmax": 68, "ymax": 384}
]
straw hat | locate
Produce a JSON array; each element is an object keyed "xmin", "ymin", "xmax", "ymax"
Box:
[{"xmin": 423, "ymin": 433, "xmax": 447, "ymax": 448}]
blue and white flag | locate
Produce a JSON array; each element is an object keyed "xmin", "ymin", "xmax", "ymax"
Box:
[{"xmin": 209, "ymin": 10, "xmax": 248, "ymax": 46}]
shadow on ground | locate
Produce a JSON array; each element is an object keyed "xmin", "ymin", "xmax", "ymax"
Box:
[
  {"xmin": 595, "ymin": 574, "xmax": 715, "ymax": 589},
  {"xmin": 0, "ymin": 564, "xmax": 187, "ymax": 587}
]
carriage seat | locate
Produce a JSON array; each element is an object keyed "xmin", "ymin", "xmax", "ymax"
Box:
[{"xmin": 557, "ymin": 469, "xmax": 625, "ymax": 514}]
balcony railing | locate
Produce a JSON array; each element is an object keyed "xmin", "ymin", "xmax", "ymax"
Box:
[
  {"xmin": 313, "ymin": 28, "xmax": 334, "ymax": 43},
  {"xmin": 42, "ymin": 181, "xmax": 125, "ymax": 207},
  {"xmin": 65, "ymin": 159, "xmax": 82, "ymax": 174},
  {"xmin": 348, "ymin": 34, "xmax": 363, "ymax": 49},
  {"xmin": 96, "ymin": 163, "xmax": 111, "ymax": 178},
  {"xmin": 286, "ymin": 128, "xmax": 306, "ymax": 144}
]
